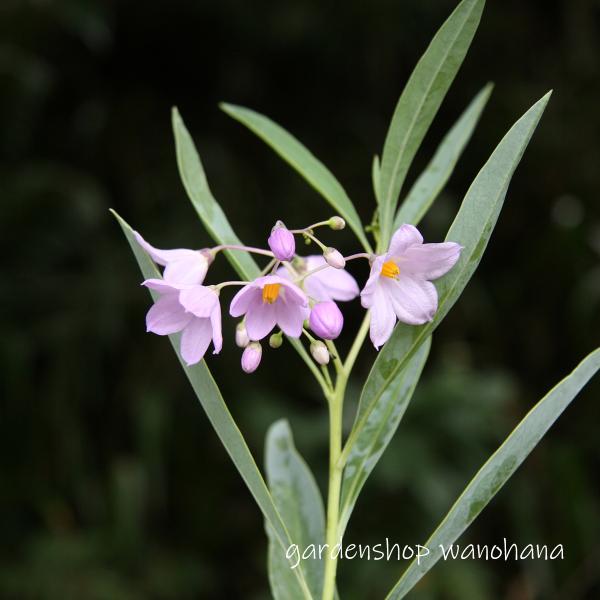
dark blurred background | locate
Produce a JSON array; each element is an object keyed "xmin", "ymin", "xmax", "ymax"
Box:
[{"xmin": 2, "ymin": 0, "xmax": 599, "ymax": 598}]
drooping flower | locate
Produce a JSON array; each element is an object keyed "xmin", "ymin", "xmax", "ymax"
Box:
[
  {"xmin": 143, "ymin": 279, "xmax": 222, "ymax": 365},
  {"xmin": 277, "ymin": 255, "xmax": 359, "ymax": 302},
  {"xmin": 268, "ymin": 221, "xmax": 296, "ymax": 262},
  {"xmin": 229, "ymin": 275, "xmax": 309, "ymax": 341},
  {"xmin": 135, "ymin": 231, "xmax": 212, "ymax": 285},
  {"xmin": 309, "ymin": 301, "xmax": 344, "ymax": 340},
  {"xmin": 241, "ymin": 342, "xmax": 262, "ymax": 373},
  {"xmin": 361, "ymin": 224, "xmax": 462, "ymax": 349}
]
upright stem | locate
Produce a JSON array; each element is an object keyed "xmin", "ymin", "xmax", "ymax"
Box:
[
  {"xmin": 321, "ymin": 315, "xmax": 369, "ymax": 600},
  {"xmin": 322, "ymin": 378, "xmax": 345, "ymax": 600}
]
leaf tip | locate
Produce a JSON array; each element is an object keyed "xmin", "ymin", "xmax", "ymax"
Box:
[
  {"xmin": 534, "ymin": 90, "xmax": 553, "ymax": 114},
  {"xmin": 108, "ymin": 207, "xmax": 122, "ymax": 223},
  {"xmin": 483, "ymin": 81, "xmax": 494, "ymax": 94},
  {"xmin": 220, "ymin": 102, "xmax": 246, "ymax": 120},
  {"xmin": 108, "ymin": 208, "xmax": 132, "ymax": 231}
]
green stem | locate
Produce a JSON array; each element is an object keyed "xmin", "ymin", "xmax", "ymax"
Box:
[
  {"xmin": 325, "ymin": 340, "xmax": 344, "ymax": 376},
  {"xmin": 290, "ymin": 338, "xmax": 332, "ymax": 398},
  {"xmin": 304, "ymin": 231, "xmax": 328, "ymax": 251},
  {"xmin": 321, "ymin": 380, "xmax": 344, "ymax": 600},
  {"xmin": 321, "ymin": 314, "xmax": 370, "ymax": 599},
  {"xmin": 321, "ymin": 364, "xmax": 334, "ymax": 391},
  {"xmin": 343, "ymin": 313, "xmax": 370, "ymax": 376}
]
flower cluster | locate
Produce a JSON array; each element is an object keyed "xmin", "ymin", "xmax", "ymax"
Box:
[{"xmin": 136, "ymin": 218, "xmax": 462, "ymax": 371}]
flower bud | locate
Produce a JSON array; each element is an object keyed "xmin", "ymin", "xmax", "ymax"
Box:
[
  {"xmin": 235, "ymin": 322, "xmax": 250, "ymax": 348},
  {"xmin": 241, "ymin": 342, "xmax": 262, "ymax": 373},
  {"xmin": 269, "ymin": 331, "xmax": 283, "ymax": 349},
  {"xmin": 309, "ymin": 301, "xmax": 344, "ymax": 340},
  {"xmin": 268, "ymin": 221, "xmax": 295, "ymax": 261},
  {"xmin": 310, "ymin": 341, "xmax": 330, "ymax": 365},
  {"xmin": 324, "ymin": 247, "xmax": 345, "ymax": 269},
  {"xmin": 328, "ymin": 216, "xmax": 346, "ymax": 230}
]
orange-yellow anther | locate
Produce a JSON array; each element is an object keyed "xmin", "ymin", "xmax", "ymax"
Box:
[
  {"xmin": 262, "ymin": 283, "xmax": 281, "ymax": 304},
  {"xmin": 381, "ymin": 260, "xmax": 400, "ymax": 279}
]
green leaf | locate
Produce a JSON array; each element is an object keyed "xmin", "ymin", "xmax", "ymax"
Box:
[
  {"xmin": 266, "ymin": 420, "xmax": 326, "ymax": 600},
  {"xmin": 111, "ymin": 210, "xmax": 314, "ymax": 599},
  {"xmin": 393, "ymin": 82, "xmax": 493, "ymax": 230},
  {"xmin": 378, "ymin": 0, "xmax": 485, "ymax": 248},
  {"xmin": 372, "ymin": 154, "xmax": 381, "ymax": 204},
  {"xmin": 220, "ymin": 103, "xmax": 373, "ymax": 253},
  {"xmin": 339, "ymin": 338, "xmax": 431, "ymax": 535},
  {"xmin": 345, "ymin": 91, "xmax": 551, "ymax": 464},
  {"xmin": 385, "ymin": 347, "xmax": 600, "ymax": 599},
  {"xmin": 172, "ymin": 107, "xmax": 261, "ymax": 280}
]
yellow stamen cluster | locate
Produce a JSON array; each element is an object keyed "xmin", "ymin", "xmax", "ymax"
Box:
[
  {"xmin": 262, "ymin": 283, "xmax": 281, "ymax": 304},
  {"xmin": 380, "ymin": 260, "xmax": 400, "ymax": 279}
]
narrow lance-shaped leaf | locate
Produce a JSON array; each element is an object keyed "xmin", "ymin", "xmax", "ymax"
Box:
[
  {"xmin": 345, "ymin": 91, "xmax": 551, "ymax": 460},
  {"xmin": 266, "ymin": 420, "xmax": 326, "ymax": 600},
  {"xmin": 378, "ymin": 0, "xmax": 485, "ymax": 248},
  {"xmin": 393, "ymin": 82, "xmax": 493, "ymax": 230},
  {"xmin": 339, "ymin": 338, "xmax": 431, "ymax": 535},
  {"xmin": 220, "ymin": 103, "xmax": 373, "ymax": 253},
  {"xmin": 385, "ymin": 347, "xmax": 600, "ymax": 599},
  {"xmin": 172, "ymin": 107, "xmax": 261, "ymax": 280},
  {"xmin": 372, "ymin": 154, "xmax": 381, "ymax": 204},
  {"xmin": 112, "ymin": 210, "xmax": 314, "ymax": 599}
]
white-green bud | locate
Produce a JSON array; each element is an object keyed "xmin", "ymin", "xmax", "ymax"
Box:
[
  {"xmin": 269, "ymin": 331, "xmax": 283, "ymax": 349},
  {"xmin": 310, "ymin": 341, "xmax": 330, "ymax": 365},
  {"xmin": 328, "ymin": 216, "xmax": 346, "ymax": 230}
]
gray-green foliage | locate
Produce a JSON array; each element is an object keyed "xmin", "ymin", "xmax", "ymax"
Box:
[{"xmin": 114, "ymin": 0, "xmax": 599, "ymax": 597}]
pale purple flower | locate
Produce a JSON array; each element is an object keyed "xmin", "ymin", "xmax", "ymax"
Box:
[
  {"xmin": 135, "ymin": 231, "xmax": 212, "ymax": 285},
  {"xmin": 241, "ymin": 342, "xmax": 262, "ymax": 373},
  {"xmin": 309, "ymin": 301, "xmax": 344, "ymax": 340},
  {"xmin": 277, "ymin": 255, "xmax": 359, "ymax": 302},
  {"xmin": 268, "ymin": 221, "xmax": 296, "ymax": 262},
  {"xmin": 229, "ymin": 275, "xmax": 309, "ymax": 341},
  {"xmin": 143, "ymin": 278, "xmax": 222, "ymax": 365},
  {"xmin": 361, "ymin": 224, "xmax": 462, "ymax": 349}
]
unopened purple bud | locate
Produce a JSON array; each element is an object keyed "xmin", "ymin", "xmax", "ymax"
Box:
[
  {"xmin": 268, "ymin": 221, "xmax": 295, "ymax": 261},
  {"xmin": 310, "ymin": 341, "xmax": 330, "ymax": 365},
  {"xmin": 309, "ymin": 301, "xmax": 344, "ymax": 340},
  {"xmin": 236, "ymin": 322, "xmax": 250, "ymax": 348},
  {"xmin": 324, "ymin": 247, "xmax": 345, "ymax": 269},
  {"xmin": 241, "ymin": 342, "xmax": 262, "ymax": 373}
]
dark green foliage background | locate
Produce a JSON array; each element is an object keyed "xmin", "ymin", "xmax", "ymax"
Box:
[{"xmin": 1, "ymin": 0, "xmax": 599, "ymax": 598}]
